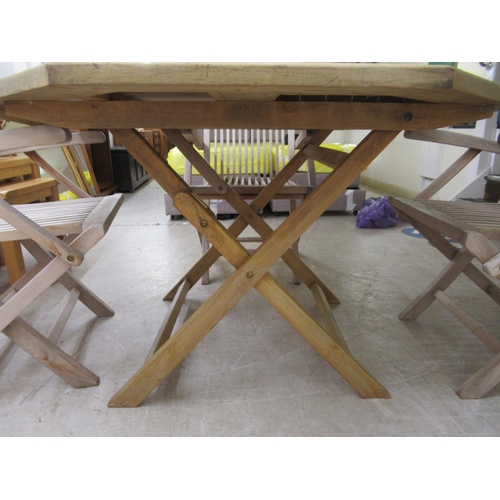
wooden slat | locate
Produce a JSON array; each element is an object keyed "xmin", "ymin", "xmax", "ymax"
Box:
[
  {"xmin": 26, "ymin": 151, "xmax": 91, "ymax": 198},
  {"xmin": 405, "ymin": 129, "xmax": 500, "ymax": 154},
  {"xmin": 2, "ymin": 63, "xmax": 500, "ymax": 106},
  {"xmin": 412, "ymin": 199, "xmax": 500, "ymax": 241},
  {"xmin": 0, "ymin": 198, "xmax": 100, "ymax": 241},
  {"xmin": 0, "ymin": 125, "xmax": 71, "ymax": 154},
  {"xmin": 47, "ymin": 287, "xmax": 81, "ymax": 344},
  {"xmin": 5, "ymin": 101, "xmax": 495, "ymax": 131},
  {"xmin": 433, "ymin": 289, "xmax": 500, "ymax": 353},
  {"xmin": 303, "ymin": 144, "xmax": 350, "ymax": 169},
  {"xmin": 146, "ymin": 279, "xmax": 192, "ymax": 360},
  {"xmin": 310, "ymin": 282, "xmax": 350, "ymax": 353},
  {"xmin": 3, "ymin": 314, "xmax": 99, "ymax": 388},
  {"xmin": 457, "ymin": 351, "xmax": 500, "ymax": 399},
  {"xmin": 0, "ymin": 197, "xmax": 83, "ymax": 264},
  {"xmin": 415, "ymin": 148, "xmax": 481, "ymax": 201}
]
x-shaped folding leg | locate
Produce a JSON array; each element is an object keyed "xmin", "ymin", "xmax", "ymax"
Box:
[
  {"xmin": 400, "ymin": 214, "xmax": 500, "ymax": 398},
  {"xmin": 0, "ymin": 236, "xmax": 113, "ymax": 388},
  {"xmin": 108, "ymin": 128, "xmax": 397, "ymax": 407}
]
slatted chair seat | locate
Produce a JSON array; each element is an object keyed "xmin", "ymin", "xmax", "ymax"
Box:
[
  {"xmin": 0, "ymin": 125, "xmax": 124, "ymax": 389},
  {"xmin": 411, "ymin": 199, "xmax": 500, "ymax": 241},
  {"xmin": 390, "ymin": 196, "xmax": 500, "ymax": 398},
  {"xmin": 0, "ymin": 197, "xmax": 107, "ymax": 240}
]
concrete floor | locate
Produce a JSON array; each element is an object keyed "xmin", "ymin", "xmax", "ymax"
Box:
[{"xmin": 1, "ymin": 179, "xmax": 500, "ymax": 436}]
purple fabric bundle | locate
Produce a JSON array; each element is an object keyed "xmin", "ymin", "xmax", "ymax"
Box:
[{"xmin": 355, "ymin": 196, "xmax": 399, "ymax": 229}]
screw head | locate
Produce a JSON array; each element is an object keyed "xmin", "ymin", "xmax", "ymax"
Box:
[
  {"xmin": 200, "ymin": 220, "xmax": 208, "ymax": 227},
  {"xmin": 246, "ymin": 271, "xmax": 254, "ymax": 278},
  {"xmin": 404, "ymin": 113, "xmax": 413, "ymax": 122},
  {"xmin": 67, "ymin": 255, "xmax": 75, "ymax": 262}
]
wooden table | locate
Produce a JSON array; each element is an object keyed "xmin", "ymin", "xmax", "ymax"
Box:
[{"xmin": 2, "ymin": 63, "xmax": 500, "ymax": 407}]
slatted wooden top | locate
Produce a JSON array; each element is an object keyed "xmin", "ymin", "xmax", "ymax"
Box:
[{"xmin": 1, "ymin": 63, "xmax": 500, "ymax": 107}]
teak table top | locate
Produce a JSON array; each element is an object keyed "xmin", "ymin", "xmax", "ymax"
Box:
[
  {"xmin": 1, "ymin": 62, "xmax": 500, "ymax": 107},
  {"xmin": 1, "ymin": 63, "xmax": 500, "ymax": 132}
]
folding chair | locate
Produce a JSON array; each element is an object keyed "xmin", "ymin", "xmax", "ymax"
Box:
[
  {"xmin": 391, "ymin": 129, "xmax": 500, "ymax": 398},
  {"xmin": 0, "ymin": 125, "xmax": 124, "ymax": 388},
  {"xmin": 390, "ymin": 196, "xmax": 500, "ymax": 398}
]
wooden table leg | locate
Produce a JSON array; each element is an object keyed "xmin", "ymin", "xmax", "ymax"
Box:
[
  {"xmin": 108, "ymin": 129, "xmax": 396, "ymax": 407},
  {"xmin": 109, "ymin": 192, "xmax": 389, "ymax": 407}
]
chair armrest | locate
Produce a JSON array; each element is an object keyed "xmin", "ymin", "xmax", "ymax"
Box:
[
  {"xmin": 0, "ymin": 126, "xmax": 106, "ymax": 156},
  {"xmin": 0, "ymin": 125, "xmax": 72, "ymax": 155},
  {"xmin": 404, "ymin": 130, "xmax": 500, "ymax": 154}
]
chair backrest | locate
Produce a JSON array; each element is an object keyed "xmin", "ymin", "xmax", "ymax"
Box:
[
  {"xmin": 404, "ymin": 129, "xmax": 500, "ymax": 201},
  {"xmin": 183, "ymin": 129, "xmax": 297, "ymax": 185},
  {"xmin": 0, "ymin": 124, "xmax": 107, "ymax": 198}
]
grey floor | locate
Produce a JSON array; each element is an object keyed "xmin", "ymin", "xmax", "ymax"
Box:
[{"xmin": 1, "ymin": 179, "xmax": 500, "ymax": 437}]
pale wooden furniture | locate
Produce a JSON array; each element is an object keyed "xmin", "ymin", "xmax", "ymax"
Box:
[
  {"xmin": 1, "ymin": 63, "xmax": 499, "ymax": 407},
  {"xmin": 0, "ymin": 155, "xmax": 59, "ymax": 203},
  {"xmin": 390, "ymin": 127, "xmax": 500, "ymax": 398},
  {"xmin": 0, "ymin": 125, "xmax": 124, "ymax": 387},
  {"xmin": 0, "ymin": 126, "xmax": 108, "ymax": 284},
  {"xmin": 165, "ymin": 128, "xmax": 307, "ymax": 284},
  {"xmin": 390, "ymin": 196, "xmax": 500, "ymax": 398},
  {"xmin": 404, "ymin": 129, "xmax": 500, "ymax": 200}
]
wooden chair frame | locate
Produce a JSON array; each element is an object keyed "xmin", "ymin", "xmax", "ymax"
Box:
[
  {"xmin": 0, "ymin": 125, "xmax": 123, "ymax": 388},
  {"xmin": 0, "ymin": 194, "xmax": 123, "ymax": 387},
  {"xmin": 404, "ymin": 129, "xmax": 500, "ymax": 201},
  {"xmin": 390, "ymin": 196, "xmax": 500, "ymax": 398},
  {"xmin": 394, "ymin": 129, "xmax": 500, "ymax": 398}
]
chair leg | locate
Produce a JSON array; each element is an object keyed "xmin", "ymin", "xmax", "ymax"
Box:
[
  {"xmin": 457, "ymin": 350, "xmax": 500, "ymax": 399},
  {"xmin": 22, "ymin": 240, "xmax": 114, "ymax": 317},
  {"xmin": 47, "ymin": 287, "xmax": 81, "ymax": 344},
  {"xmin": 399, "ymin": 247, "xmax": 474, "ymax": 320},
  {"xmin": 3, "ymin": 315, "xmax": 99, "ymax": 388}
]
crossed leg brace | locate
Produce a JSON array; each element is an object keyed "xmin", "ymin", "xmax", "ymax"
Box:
[{"xmin": 108, "ymin": 128, "xmax": 398, "ymax": 407}]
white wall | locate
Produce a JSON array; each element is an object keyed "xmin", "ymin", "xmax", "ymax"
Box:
[{"xmin": 0, "ymin": 62, "xmax": 41, "ymax": 79}]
